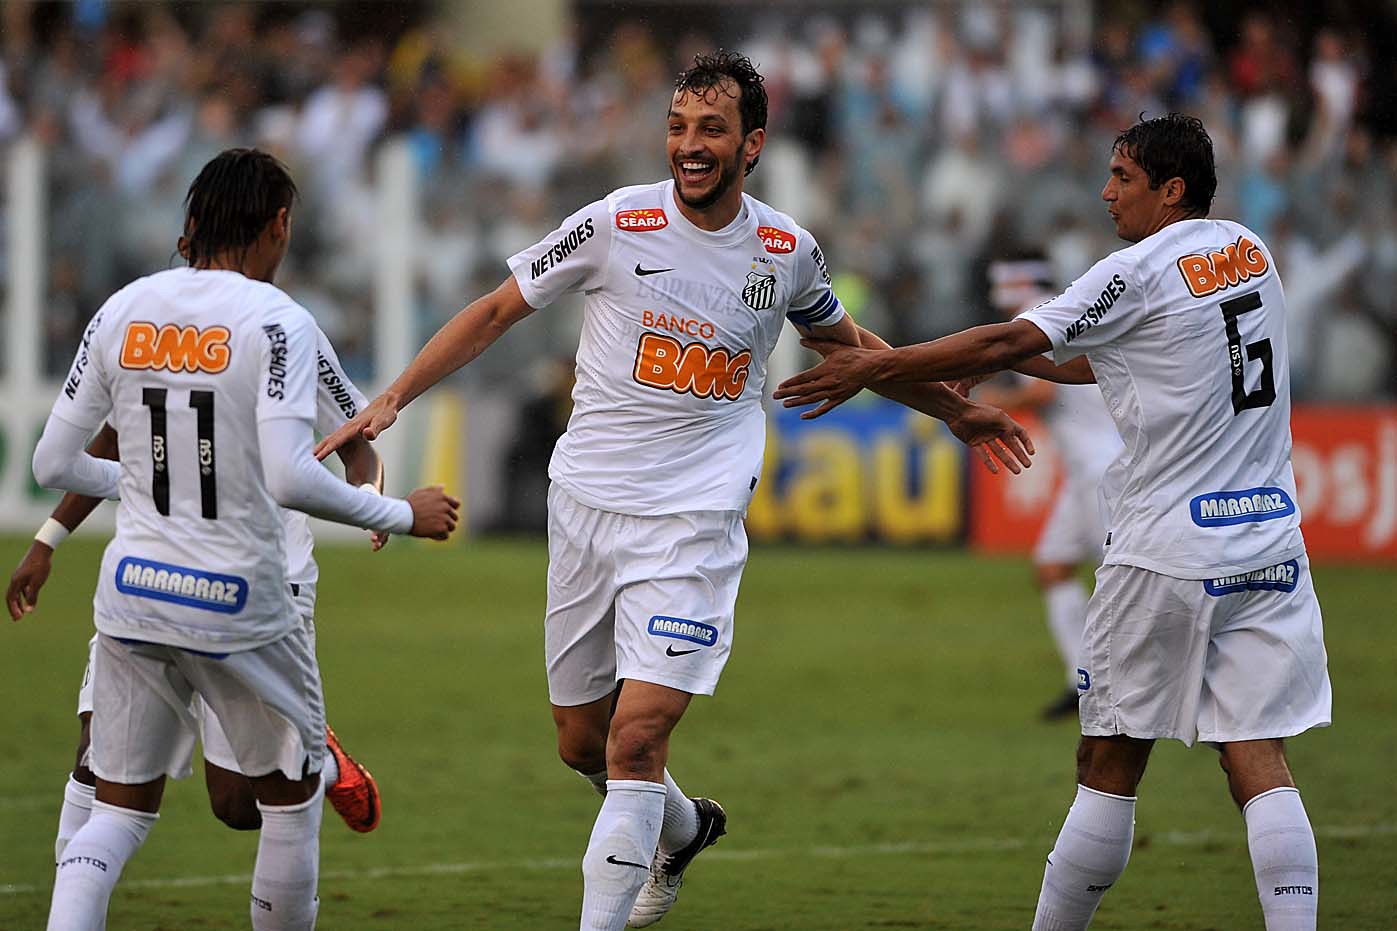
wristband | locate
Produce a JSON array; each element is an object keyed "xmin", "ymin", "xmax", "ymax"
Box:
[
  {"xmin": 358, "ymin": 483, "xmax": 381, "ymax": 495},
  {"xmin": 35, "ymin": 517, "xmax": 70, "ymax": 550}
]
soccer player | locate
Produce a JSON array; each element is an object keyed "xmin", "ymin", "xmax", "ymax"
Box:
[
  {"xmin": 775, "ymin": 113, "xmax": 1330, "ymax": 931},
  {"xmin": 966, "ymin": 255, "xmax": 1123, "ymax": 720},
  {"xmin": 10, "ymin": 321, "xmax": 389, "ymax": 865},
  {"xmin": 31, "ymin": 148, "xmax": 459, "ymax": 930},
  {"xmin": 316, "ymin": 52, "xmax": 1033, "ymax": 931}
]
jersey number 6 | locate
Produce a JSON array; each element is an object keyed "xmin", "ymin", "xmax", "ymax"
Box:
[
  {"xmin": 1220, "ymin": 291, "xmax": 1275, "ymax": 415},
  {"xmin": 141, "ymin": 387, "xmax": 218, "ymax": 519}
]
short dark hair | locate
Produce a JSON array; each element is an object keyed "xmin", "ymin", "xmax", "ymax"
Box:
[
  {"xmin": 182, "ymin": 148, "xmax": 298, "ymax": 267},
  {"xmin": 674, "ymin": 50, "xmax": 767, "ymax": 176},
  {"xmin": 1112, "ymin": 113, "xmax": 1216, "ymax": 216}
]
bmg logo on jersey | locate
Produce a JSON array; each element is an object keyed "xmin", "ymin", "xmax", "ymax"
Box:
[
  {"xmin": 633, "ymin": 333, "xmax": 752, "ymax": 401},
  {"xmin": 647, "ymin": 615, "xmax": 718, "ymax": 647},
  {"xmin": 114, "ymin": 556, "xmax": 247, "ymax": 613},
  {"xmin": 120, "ymin": 322, "xmax": 231, "ymax": 374},
  {"xmin": 1176, "ymin": 235, "xmax": 1269, "ymax": 298}
]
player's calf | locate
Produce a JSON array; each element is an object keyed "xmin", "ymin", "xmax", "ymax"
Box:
[
  {"xmin": 250, "ymin": 778, "xmax": 324, "ymax": 931},
  {"xmin": 48, "ymin": 800, "xmax": 158, "ymax": 928},
  {"xmin": 206, "ymin": 761, "xmax": 262, "ymax": 831}
]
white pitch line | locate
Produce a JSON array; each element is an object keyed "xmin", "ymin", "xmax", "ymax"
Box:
[{"xmin": 2, "ymin": 823, "xmax": 1392, "ymax": 897}]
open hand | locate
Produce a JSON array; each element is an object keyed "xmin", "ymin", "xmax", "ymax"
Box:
[
  {"xmin": 315, "ymin": 394, "xmax": 399, "ymax": 461},
  {"xmin": 772, "ymin": 342, "xmax": 882, "ymax": 419},
  {"xmin": 946, "ymin": 399, "xmax": 1035, "ymax": 475}
]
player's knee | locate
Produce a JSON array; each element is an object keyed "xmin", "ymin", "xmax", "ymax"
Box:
[
  {"xmin": 556, "ymin": 726, "xmax": 607, "ymax": 774},
  {"xmin": 209, "ymin": 788, "xmax": 262, "ymax": 831},
  {"xmin": 606, "ymin": 718, "xmax": 668, "ymax": 776}
]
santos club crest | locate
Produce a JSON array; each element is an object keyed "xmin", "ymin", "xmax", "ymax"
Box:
[{"xmin": 742, "ymin": 271, "xmax": 776, "ymax": 311}]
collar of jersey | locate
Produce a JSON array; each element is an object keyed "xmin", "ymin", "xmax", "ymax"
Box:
[{"xmin": 662, "ymin": 180, "xmax": 755, "ymax": 247}]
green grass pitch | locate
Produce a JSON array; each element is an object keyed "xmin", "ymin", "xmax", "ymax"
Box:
[{"xmin": 2, "ymin": 537, "xmax": 1393, "ymax": 929}]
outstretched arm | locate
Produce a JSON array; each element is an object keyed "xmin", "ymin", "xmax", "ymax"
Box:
[
  {"xmin": 774, "ymin": 320, "xmax": 1052, "ymax": 417},
  {"xmin": 808, "ymin": 326, "xmax": 1034, "ymax": 473},
  {"xmin": 315, "ymin": 277, "xmax": 536, "ymax": 458}
]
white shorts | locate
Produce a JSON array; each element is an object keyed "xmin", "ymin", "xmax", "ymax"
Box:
[
  {"xmin": 1078, "ymin": 555, "xmax": 1331, "ymax": 746},
  {"xmin": 79, "ymin": 584, "xmax": 320, "ymax": 776},
  {"xmin": 545, "ymin": 483, "xmax": 747, "ymax": 706},
  {"xmin": 1034, "ymin": 478, "xmax": 1106, "ymax": 566},
  {"xmin": 199, "ymin": 585, "xmax": 318, "ymax": 773},
  {"xmin": 89, "ymin": 621, "xmax": 325, "ymax": 784}
]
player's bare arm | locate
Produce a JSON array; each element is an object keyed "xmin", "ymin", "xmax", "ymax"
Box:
[
  {"xmin": 773, "ymin": 319, "xmax": 1051, "ymax": 419},
  {"xmin": 1012, "ymin": 354, "xmax": 1095, "ymax": 385},
  {"xmin": 8, "ymin": 424, "xmax": 119, "ymax": 620},
  {"xmin": 785, "ymin": 322, "xmax": 1036, "ymax": 472},
  {"xmin": 335, "ymin": 433, "xmax": 392, "ymax": 550},
  {"xmin": 850, "ymin": 324, "xmax": 1034, "ymax": 474},
  {"xmin": 315, "ymin": 277, "xmax": 536, "ymax": 459}
]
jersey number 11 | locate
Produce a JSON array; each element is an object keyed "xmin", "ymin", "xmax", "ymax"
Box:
[{"xmin": 141, "ymin": 387, "xmax": 217, "ymax": 519}]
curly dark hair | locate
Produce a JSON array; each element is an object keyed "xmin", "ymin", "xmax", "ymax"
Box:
[
  {"xmin": 1112, "ymin": 113, "xmax": 1217, "ymax": 216},
  {"xmin": 182, "ymin": 148, "xmax": 298, "ymax": 268},
  {"xmin": 674, "ymin": 50, "xmax": 767, "ymax": 176}
]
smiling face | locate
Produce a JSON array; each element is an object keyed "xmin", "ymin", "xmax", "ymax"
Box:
[
  {"xmin": 666, "ymin": 80, "xmax": 762, "ymax": 217},
  {"xmin": 1101, "ymin": 146, "xmax": 1182, "ymax": 243}
]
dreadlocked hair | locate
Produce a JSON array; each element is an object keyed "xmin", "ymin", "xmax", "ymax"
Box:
[
  {"xmin": 182, "ymin": 148, "xmax": 298, "ymax": 268},
  {"xmin": 675, "ymin": 50, "xmax": 767, "ymax": 176}
]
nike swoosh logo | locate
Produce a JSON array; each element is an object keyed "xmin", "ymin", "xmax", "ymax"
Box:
[
  {"xmin": 666, "ymin": 645, "xmax": 700, "ymax": 657},
  {"xmin": 634, "ymin": 264, "xmax": 674, "ymax": 276},
  {"xmin": 605, "ymin": 855, "xmax": 649, "ymax": 869}
]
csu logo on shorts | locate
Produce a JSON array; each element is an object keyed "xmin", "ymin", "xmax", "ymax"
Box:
[
  {"xmin": 1190, "ymin": 487, "xmax": 1295, "ymax": 527},
  {"xmin": 647, "ymin": 616, "xmax": 718, "ymax": 647},
  {"xmin": 115, "ymin": 556, "xmax": 247, "ymax": 613},
  {"xmin": 1203, "ymin": 559, "xmax": 1300, "ymax": 597},
  {"xmin": 742, "ymin": 271, "xmax": 776, "ymax": 311}
]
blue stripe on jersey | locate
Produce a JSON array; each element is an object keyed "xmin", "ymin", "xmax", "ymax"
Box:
[{"xmin": 787, "ymin": 291, "xmax": 841, "ymax": 327}]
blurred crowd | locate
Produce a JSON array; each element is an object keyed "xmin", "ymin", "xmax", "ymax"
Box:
[{"xmin": 0, "ymin": 0, "xmax": 1393, "ymax": 400}]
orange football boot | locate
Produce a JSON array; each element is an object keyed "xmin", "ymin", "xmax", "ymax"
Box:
[{"xmin": 324, "ymin": 725, "xmax": 381, "ymax": 833}]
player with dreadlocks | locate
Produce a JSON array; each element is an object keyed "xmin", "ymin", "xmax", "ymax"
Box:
[
  {"xmin": 31, "ymin": 148, "xmax": 459, "ymax": 929},
  {"xmin": 317, "ymin": 52, "xmax": 1034, "ymax": 929}
]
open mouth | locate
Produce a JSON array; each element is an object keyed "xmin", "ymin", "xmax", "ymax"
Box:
[{"xmin": 677, "ymin": 159, "xmax": 716, "ymax": 185}]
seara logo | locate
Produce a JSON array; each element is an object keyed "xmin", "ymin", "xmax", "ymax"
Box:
[
  {"xmin": 758, "ymin": 226, "xmax": 796, "ymax": 254},
  {"xmin": 616, "ymin": 208, "xmax": 668, "ymax": 232},
  {"xmin": 633, "ymin": 333, "xmax": 751, "ymax": 401},
  {"xmin": 120, "ymin": 322, "xmax": 231, "ymax": 374},
  {"xmin": 1176, "ymin": 236, "xmax": 1269, "ymax": 298}
]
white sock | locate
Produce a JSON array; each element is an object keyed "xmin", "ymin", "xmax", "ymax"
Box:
[
  {"xmin": 1032, "ymin": 785, "xmax": 1135, "ymax": 931},
  {"xmin": 55, "ymin": 775, "xmax": 97, "ymax": 863},
  {"xmin": 580, "ymin": 768, "xmax": 609, "ymax": 797},
  {"xmin": 579, "ymin": 779, "xmax": 666, "ymax": 931},
  {"xmin": 1044, "ymin": 580, "xmax": 1089, "ymax": 686},
  {"xmin": 658, "ymin": 768, "xmax": 699, "ymax": 855},
  {"xmin": 1244, "ymin": 787, "xmax": 1318, "ymax": 931},
  {"xmin": 321, "ymin": 750, "xmax": 339, "ymax": 790},
  {"xmin": 251, "ymin": 779, "xmax": 324, "ymax": 931},
  {"xmin": 47, "ymin": 801, "xmax": 157, "ymax": 931}
]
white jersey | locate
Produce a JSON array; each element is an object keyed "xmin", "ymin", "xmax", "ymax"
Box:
[
  {"xmin": 1043, "ymin": 383, "xmax": 1122, "ymax": 482},
  {"xmin": 51, "ymin": 267, "xmax": 322, "ymax": 651},
  {"xmin": 1020, "ymin": 219, "xmax": 1305, "ymax": 579},
  {"xmin": 508, "ymin": 180, "xmax": 845, "ymax": 515},
  {"xmin": 280, "ymin": 330, "xmax": 370, "ymax": 585}
]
